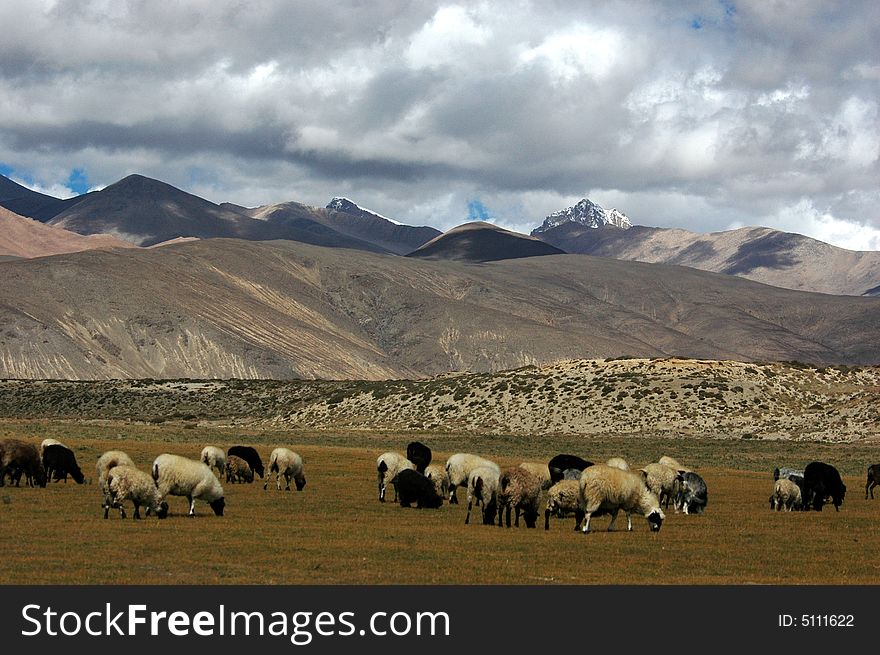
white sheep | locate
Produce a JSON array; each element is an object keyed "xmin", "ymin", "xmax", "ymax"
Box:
[
  {"xmin": 200, "ymin": 446, "xmax": 226, "ymax": 478},
  {"xmin": 606, "ymin": 457, "xmax": 630, "ymax": 471},
  {"xmin": 424, "ymin": 463, "xmax": 450, "ymax": 501},
  {"xmin": 152, "ymin": 453, "xmax": 226, "ymax": 516},
  {"xmin": 659, "ymin": 456, "xmax": 690, "ymax": 472},
  {"xmin": 519, "ymin": 462, "xmax": 553, "ymax": 490},
  {"xmin": 446, "ymin": 453, "xmax": 501, "ymax": 504},
  {"xmin": 106, "ymin": 465, "xmax": 169, "ymax": 519},
  {"xmin": 377, "ymin": 452, "xmax": 415, "ymax": 502},
  {"xmin": 97, "ymin": 450, "xmax": 136, "ymax": 517},
  {"xmin": 640, "ymin": 462, "xmax": 678, "ymax": 509},
  {"xmin": 497, "ymin": 466, "xmax": 542, "ymax": 528},
  {"xmin": 264, "ymin": 448, "xmax": 306, "ymax": 491},
  {"xmin": 464, "ymin": 466, "xmax": 501, "ymax": 525},
  {"xmin": 544, "ymin": 479, "xmax": 583, "ymax": 531},
  {"xmin": 579, "ymin": 464, "xmax": 665, "ymax": 533},
  {"xmin": 771, "ymin": 478, "xmax": 802, "ymax": 512}
]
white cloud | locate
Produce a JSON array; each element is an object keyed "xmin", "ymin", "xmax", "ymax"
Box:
[
  {"xmin": 405, "ymin": 5, "xmax": 491, "ymax": 70},
  {"xmin": 772, "ymin": 199, "xmax": 880, "ymax": 251}
]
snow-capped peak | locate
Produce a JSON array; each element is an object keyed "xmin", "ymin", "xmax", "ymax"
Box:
[
  {"xmin": 327, "ymin": 197, "xmax": 403, "ymax": 225},
  {"xmin": 531, "ymin": 198, "xmax": 632, "ymax": 235}
]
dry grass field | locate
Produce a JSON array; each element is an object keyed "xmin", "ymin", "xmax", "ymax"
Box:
[{"xmin": 2, "ymin": 419, "xmax": 879, "ymax": 585}]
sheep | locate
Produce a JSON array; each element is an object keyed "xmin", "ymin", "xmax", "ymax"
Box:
[
  {"xmin": 464, "ymin": 466, "xmax": 500, "ymax": 526},
  {"xmin": 225, "ymin": 455, "xmax": 254, "ymax": 484},
  {"xmin": 548, "ymin": 454, "xmax": 593, "ymax": 484},
  {"xmin": 227, "ymin": 446, "xmax": 264, "ymax": 478},
  {"xmin": 394, "ymin": 469, "xmax": 443, "ymax": 508},
  {"xmin": 773, "ymin": 466, "xmax": 804, "ymax": 481},
  {"xmin": 659, "ymin": 456, "xmax": 689, "ymax": 472},
  {"xmin": 675, "ymin": 471, "xmax": 709, "ymax": 514},
  {"xmin": 770, "ymin": 478, "xmax": 802, "ymax": 512},
  {"xmin": 519, "ymin": 462, "xmax": 553, "ymax": 490},
  {"xmin": 105, "ymin": 465, "xmax": 169, "ymax": 519},
  {"xmin": 606, "ymin": 457, "xmax": 630, "ymax": 471},
  {"xmin": 544, "ymin": 480, "xmax": 585, "ymax": 531},
  {"xmin": 97, "ymin": 450, "xmax": 136, "ymax": 517},
  {"xmin": 497, "ymin": 466, "xmax": 542, "ymax": 528},
  {"xmin": 377, "ymin": 452, "xmax": 415, "ymax": 502},
  {"xmin": 563, "ymin": 468, "xmax": 584, "ymax": 480},
  {"xmin": 866, "ymin": 464, "xmax": 880, "ymax": 500},
  {"xmin": 424, "ymin": 463, "xmax": 450, "ymax": 501},
  {"xmin": 802, "ymin": 461, "xmax": 846, "ymax": 512},
  {"xmin": 200, "ymin": 446, "xmax": 226, "ymax": 478},
  {"xmin": 152, "ymin": 454, "xmax": 226, "ymax": 517},
  {"xmin": 264, "ymin": 448, "xmax": 305, "ymax": 491},
  {"xmin": 640, "ymin": 462, "xmax": 678, "ymax": 509},
  {"xmin": 40, "ymin": 438, "xmax": 65, "ymax": 457},
  {"xmin": 42, "ymin": 444, "xmax": 85, "ymax": 485},
  {"xmin": 579, "ymin": 464, "xmax": 664, "ymax": 533},
  {"xmin": 406, "ymin": 441, "xmax": 432, "ymax": 474},
  {"xmin": 0, "ymin": 439, "xmax": 46, "ymax": 488},
  {"xmin": 446, "ymin": 453, "xmax": 501, "ymax": 504}
]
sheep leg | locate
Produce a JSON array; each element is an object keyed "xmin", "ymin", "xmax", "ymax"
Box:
[
  {"xmin": 607, "ymin": 509, "xmax": 619, "ymax": 531},
  {"xmin": 284, "ymin": 473, "xmax": 291, "ymax": 491},
  {"xmin": 544, "ymin": 508, "xmax": 551, "ymax": 530},
  {"xmin": 625, "ymin": 512, "xmax": 633, "ymax": 531},
  {"xmin": 505, "ymin": 505, "xmax": 512, "ymax": 528},
  {"xmin": 574, "ymin": 509, "xmax": 584, "ymax": 531},
  {"xmin": 465, "ymin": 500, "xmax": 473, "ymax": 524},
  {"xmin": 582, "ymin": 512, "xmax": 593, "ymax": 533},
  {"xmin": 188, "ymin": 496, "xmax": 196, "ymax": 516},
  {"xmin": 378, "ymin": 475, "xmax": 386, "ymax": 502},
  {"xmin": 448, "ymin": 485, "xmax": 458, "ymax": 504},
  {"xmin": 514, "ymin": 507, "xmax": 521, "ymax": 528},
  {"xmin": 133, "ymin": 503, "xmax": 142, "ymax": 520}
]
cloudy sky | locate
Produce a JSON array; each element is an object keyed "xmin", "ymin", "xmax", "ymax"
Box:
[{"xmin": 1, "ymin": 0, "xmax": 878, "ymax": 248}]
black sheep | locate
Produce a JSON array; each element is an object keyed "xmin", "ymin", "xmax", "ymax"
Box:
[
  {"xmin": 406, "ymin": 441, "xmax": 432, "ymax": 474},
  {"xmin": 0, "ymin": 439, "xmax": 46, "ymax": 488},
  {"xmin": 42, "ymin": 444, "xmax": 85, "ymax": 484},
  {"xmin": 394, "ymin": 469, "xmax": 443, "ymax": 509},
  {"xmin": 227, "ymin": 445, "xmax": 264, "ymax": 478},
  {"xmin": 866, "ymin": 464, "xmax": 880, "ymax": 500},
  {"xmin": 803, "ymin": 461, "xmax": 846, "ymax": 511},
  {"xmin": 548, "ymin": 454, "xmax": 593, "ymax": 484}
]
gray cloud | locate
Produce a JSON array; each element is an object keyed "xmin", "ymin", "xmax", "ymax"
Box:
[{"xmin": 0, "ymin": 0, "xmax": 878, "ymax": 248}]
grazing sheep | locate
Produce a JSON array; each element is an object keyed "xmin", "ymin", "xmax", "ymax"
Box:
[
  {"xmin": 465, "ymin": 466, "xmax": 500, "ymax": 526},
  {"xmin": 606, "ymin": 457, "xmax": 630, "ymax": 471},
  {"xmin": 152, "ymin": 454, "xmax": 226, "ymax": 517},
  {"xmin": 227, "ymin": 446, "xmax": 264, "ymax": 478},
  {"xmin": 446, "ymin": 453, "xmax": 500, "ymax": 505},
  {"xmin": 424, "ymin": 463, "xmax": 450, "ymax": 501},
  {"xmin": 579, "ymin": 464, "xmax": 664, "ymax": 533},
  {"xmin": 866, "ymin": 464, "xmax": 880, "ymax": 500},
  {"xmin": 377, "ymin": 452, "xmax": 415, "ymax": 503},
  {"xmin": 519, "ymin": 462, "xmax": 552, "ymax": 490},
  {"xmin": 675, "ymin": 471, "xmax": 709, "ymax": 515},
  {"xmin": 497, "ymin": 466, "xmax": 542, "ymax": 528},
  {"xmin": 0, "ymin": 439, "xmax": 46, "ymax": 488},
  {"xmin": 40, "ymin": 438, "xmax": 65, "ymax": 457},
  {"xmin": 802, "ymin": 461, "xmax": 846, "ymax": 512},
  {"xmin": 548, "ymin": 454, "xmax": 593, "ymax": 484},
  {"xmin": 106, "ymin": 465, "xmax": 169, "ymax": 519},
  {"xmin": 659, "ymin": 456, "xmax": 689, "ymax": 472},
  {"xmin": 97, "ymin": 450, "xmax": 136, "ymax": 517},
  {"xmin": 773, "ymin": 466, "xmax": 804, "ymax": 481},
  {"xmin": 42, "ymin": 444, "xmax": 85, "ymax": 485},
  {"xmin": 200, "ymin": 446, "xmax": 226, "ymax": 478},
  {"xmin": 640, "ymin": 462, "xmax": 678, "ymax": 509},
  {"xmin": 771, "ymin": 478, "xmax": 802, "ymax": 512},
  {"xmin": 264, "ymin": 448, "xmax": 306, "ymax": 491},
  {"xmin": 406, "ymin": 441, "xmax": 432, "ymax": 474},
  {"xmin": 394, "ymin": 469, "xmax": 443, "ymax": 508},
  {"xmin": 225, "ymin": 455, "xmax": 254, "ymax": 484},
  {"xmin": 544, "ymin": 480, "xmax": 585, "ymax": 531}
]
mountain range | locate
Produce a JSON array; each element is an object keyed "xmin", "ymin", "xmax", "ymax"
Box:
[{"xmin": 0, "ymin": 237, "xmax": 878, "ymax": 379}]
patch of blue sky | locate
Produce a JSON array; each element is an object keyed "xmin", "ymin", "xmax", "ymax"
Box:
[
  {"xmin": 66, "ymin": 168, "xmax": 89, "ymax": 195},
  {"xmin": 467, "ymin": 199, "xmax": 492, "ymax": 222}
]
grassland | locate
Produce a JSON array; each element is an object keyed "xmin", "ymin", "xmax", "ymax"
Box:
[{"xmin": 2, "ymin": 419, "xmax": 880, "ymax": 585}]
